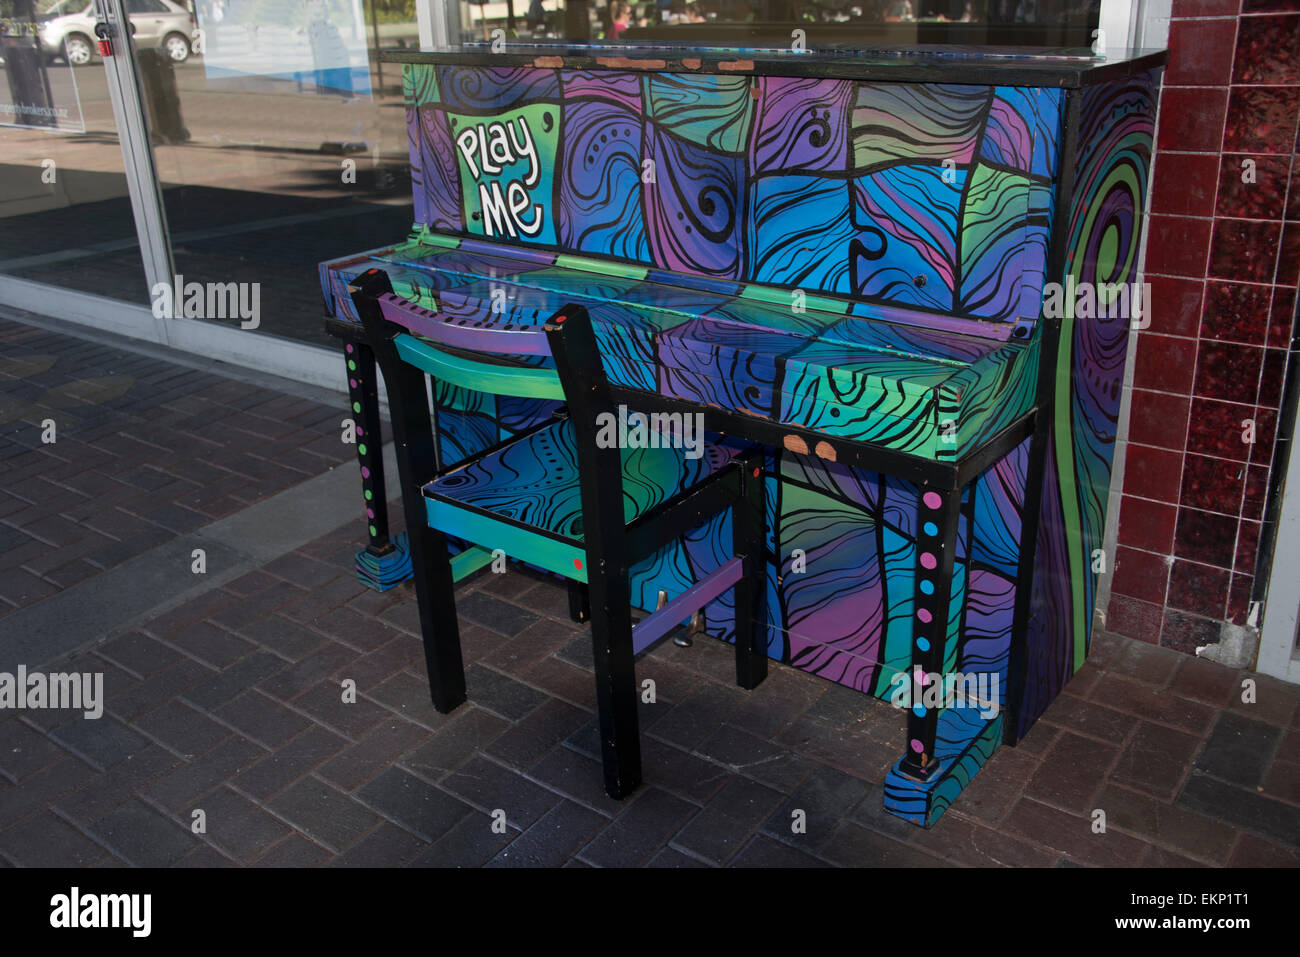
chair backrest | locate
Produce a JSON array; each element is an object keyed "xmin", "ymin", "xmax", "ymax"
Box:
[
  {"xmin": 353, "ymin": 267, "xmax": 566, "ymax": 402},
  {"xmin": 404, "ymin": 62, "xmax": 1063, "ymax": 331}
]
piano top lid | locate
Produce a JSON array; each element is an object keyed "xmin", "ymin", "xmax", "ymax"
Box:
[{"xmin": 381, "ymin": 42, "xmax": 1168, "ymax": 88}]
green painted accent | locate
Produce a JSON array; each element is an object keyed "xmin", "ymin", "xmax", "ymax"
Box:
[
  {"xmin": 426, "ymin": 498, "xmax": 588, "ymax": 583},
  {"xmin": 450, "ymin": 544, "xmax": 496, "ymax": 582},
  {"xmin": 417, "ymin": 229, "xmax": 461, "ymax": 249},
  {"xmin": 369, "ymin": 524, "xmax": 378, "ymax": 536},
  {"xmin": 364, "ymin": 489, "xmax": 373, "ymax": 501},
  {"xmin": 448, "ymin": 103, "xmax": 560, "ymax": 246},
  {"xmin": 1098, "ymin": 224, "xmax": 1119, "ymax": 280},
  {"xmin": 555, "ymin": 253, "xmax": 648, "ymax": 281},
  {"xmin": 347, "ymin": 359, "xmax": 357, "ymax": 372},
  {"xmin": 358, "ymin": 443, "xmax": 367, "ymax": 456},
  {"xmin": 352, "ymin": 401, "xmax": 361, "ymax": 413},
  {"xmin": 740, "ymin": 284, "xmax": 797, "ymax": 307},
  {"xmin": 394, "ymin": 334, "xmax": 564, "ymax": 400}
]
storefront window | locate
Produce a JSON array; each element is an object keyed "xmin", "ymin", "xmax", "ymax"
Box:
[
  {"xmin": 455, "ymin": 0, "xmax": 1104, "ymax": 48},
  {"xmin": 0, "ymin": 0, "xmax": 150, "ymax": 302}
]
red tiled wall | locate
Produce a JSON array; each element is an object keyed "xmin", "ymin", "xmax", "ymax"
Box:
[{"xmin": 1108, "ymin": 0, "xmax": 1300, "ymax": 653}]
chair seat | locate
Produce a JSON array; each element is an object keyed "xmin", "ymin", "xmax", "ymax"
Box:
[{"xmin": 423, "ymin": 419, "xmax": 744, "ymax": 546}]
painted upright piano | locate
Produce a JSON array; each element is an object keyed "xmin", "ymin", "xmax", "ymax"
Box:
[{"xmin": 321, "ymin": 41, "xmax": 1166, "ymax": 826}]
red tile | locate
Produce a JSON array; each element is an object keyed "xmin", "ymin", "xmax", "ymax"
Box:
[
  {"xmin": 1151, "ymin": 153, "xmax": 1220, "ymax": 216},
  {"xmin": 1146, "ymin": 276, "xmax": 1204, "ymax": 338},
  {"xmin": 1175, "ymin": 0, "xmax": 1241, "ymax": 12},
  {"xmin": 1174, "ymin": 506, "xmax": 1240, "ymax": 566},
  {"xmin": 1249, "ymin": 405, "xmax": 1279, "ymax": 460},
  {"xmin": 1106, "ymin": 594, "xmax": 1165, "ymax": 644},
  {"xmin": 1146, "ymin": 214, "xmax": 1213, "ymax": 278},
  {"xmin": 1236, "ymin": 518, "xmax": 1262, "ymax": 572},
  {"xmin": 1134, "ymin": 333, "xmax": 1199, "ymax": 393},
  {"xmin": 1243, "ymin": 463, "xmax": 1271, "ymax": 517},
  {"xmin": 1179, "ymin": 452, "xmax": 1246, "ymax": 514},
  {"xmin": 1208, "ymin": 218, "xmax": 1282, "ymax": 283},
  {"xmin": 1122, "ymin": 443, "xmax": 1186, "ymax": 501},
  {"xmin": 1158, "ymin": 90, "xmax": 1230, "ymax": 153},
  {"xmin": 1201, "ymin": 280, "xmax": 1273, "ymax": 344},
  {"xmin": 1167, "ymin": 18, "xmax": 1239, "ymax": 86},
  {"xmin": 1118, "ymin": 494, "xmax": 1179, "ymax": 552},
  {"xmin": 1228, "ymin": 572, "xmax": 1255, "ymax": 624},
  {"xmin": 1128, "ymin": 389, "xmax": 1192, "ymax": 450},
  {"xmin": 1232, "ymin": 14, "xmax": 1300, "ymax": 85},
  {"xmin": 1224, "ymin": 86, "xmax": 1300, "ymax": 155},
  {"xmin": 1114, "ymin": 545, "xmax": 1173, "ymax": 604},
  {"xmin": 1185, "ymin": 396, "xmax": 1256, "ymax": 460},
  {"xmin": 1161, "ymin": 608, "xmax": 1222, "ymax": 655},
  {"xmin": 1242, "ymin": 0, "xmax": 1298, "ymax": 11},
  {"xmin": 1290, "ymin": 166, "xmax": 1300, "ymax": 221},
  {"xmin": 1167, "ymin": 559, "xmax": 1232, "ymax": 617},
  {"xmin": 1193, "ymin": 340, "xmax": 1264, "ymax": 404},
  {"xmin": 1279, "ymin": 222, "xmax": 1300, "ymax": 285},
  {"xmin": 1259, "ymin": 347, "xmax": 1288, "ymax": 407},
  {"xmin": 1269, "ymin": 285, "xmax": 1296, "ymax": 348},
  {"xmin": 1216, "ymin": 154, "xmax": 1290, "ymax": 220}
]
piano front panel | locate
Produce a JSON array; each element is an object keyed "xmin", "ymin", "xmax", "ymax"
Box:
[{"xmin": 403, "ymin": 62, "xmax": 1061, "ymax": 327}]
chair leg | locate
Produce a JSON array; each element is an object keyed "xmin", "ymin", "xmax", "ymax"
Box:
[
  {"xmin": 733, "ymin": 456, "xmax": 769, "ymax": 690},
  {"xmin": 567, "ymin": 581, "xmax": 590, "ymax": 624},
  {"xmin": 407, "ymin": 524, "xmax": 466, "ymax": 713},
  {"xmin": 588, "ymin": 585, "xmax": 642, "ymax": 799}
]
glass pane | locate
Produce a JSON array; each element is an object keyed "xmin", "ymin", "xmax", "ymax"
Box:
[
  {"xmin": 0, "ymin": 0, "xmax": 149, "ymax": 302},
  {"xmin": 148, "ymin": 0, "xmax": 412, "ymax": 344},
  {"xmin": 455, "ymin": 0, "xmax": 1103, "ymax": 48}
]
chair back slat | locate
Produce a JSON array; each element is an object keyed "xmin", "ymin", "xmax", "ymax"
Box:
[
  {"xmin": 378, "ymin": 291, "xmax": 551, "ymax": 357},
  {"xmin": 393, "ymin": 332, "xmax": 564, "ymax": 400}
]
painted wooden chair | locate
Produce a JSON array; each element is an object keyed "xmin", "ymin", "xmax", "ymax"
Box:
[{"xmin": 348, "ymin": 267, "xmax": 768, "ymax": 798}]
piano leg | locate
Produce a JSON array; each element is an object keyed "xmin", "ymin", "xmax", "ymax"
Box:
[
  {"xmin": 344, "ymin": 338, "xmax": 413, "ymax": 591},
  {"xmin": 899, "ymin": 485, "xmax": 966, "ymax": 781}
]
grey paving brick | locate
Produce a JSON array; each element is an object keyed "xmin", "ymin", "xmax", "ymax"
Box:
[
  {"xmin": 441, "ymin": 754, "xmax": 560, "ymax": 830},
  {"xmin": 671, "ymin": 776, "xmax": 785, "ymax": 865},
  {"xmin": 488, "ymin": 799, "xmax": 606, "ymax": 868},
  {"xmin": 88, "ymin": 798, "xmax": 200, "ymax": 866},
  {"xmin": 400, "ymin": 707, "xmax": 511, "ymax": 781},
  {"xmin": 409, "ymin": 811, "xmax": 515, "ymax": 867},
  {"xmin": 357, "ymin": 767, "xmax": 476, "ymax": 841},
  {"xmin": 144, "ymin": 736, "xmax": 267, "ymax": 812},
  {"xmin": 214, "ymin": 691, "xmax": 312, "ymax": 749},
  {"xmin": 329, "ymin": 822, "xmax": 429, "ymax": 867},
  {"xmin": 1195, "ymin": 712, "xmax": 1282, "ymax": 789},
  {"xmin": 50, "ymin": 717, "xmax": 149, "ymax": 772},
  {"xmin": 464, "ymin": 664, "xmax": 548, "ymax": 721},
  {"xmin": 193, "ymin": 786, "xmax": 293, "ymax": 863},
  {"xmin": 577, "ymin": 787, "xmax": 699, "ymax": 867},
  {"xmin": 133, "ymin": 700, "xmax": 233, "ymax": 758},
  {"xmin": 268, "ymin": 777, "xmax": 383, "ymax": 853},
  {"xmin": 1177, "ymin": 771, "xmax": 1300, "ymax": 849},
  {"xmin": 0, "ymin": 811, "xmax": 107, "ymax": 867},
  {"xmin": 230, "ymin": 725, "xmax": 350, "ymax": 801}
]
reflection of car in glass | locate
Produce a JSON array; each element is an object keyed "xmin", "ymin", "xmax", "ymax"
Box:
[{"xmin": 36, "ymin": 0, "xmax": 197, "ymax": 65}]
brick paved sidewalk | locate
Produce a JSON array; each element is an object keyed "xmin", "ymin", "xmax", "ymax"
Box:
[
  {"xmin": 1, "ymin": 314, "xmax": 1297, "ymax": 867},
  {"xmin": 0, "ymin": 314, "xmax": 351, "ymax": 618}
]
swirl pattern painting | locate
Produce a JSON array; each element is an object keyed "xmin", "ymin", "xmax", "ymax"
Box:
[{"xmin": 322, "ymin": 56, "xmax": 1162, "ymax": 826}]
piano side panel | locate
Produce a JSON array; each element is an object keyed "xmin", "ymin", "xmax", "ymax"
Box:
[{"xmin": 1015, "ymin": 68, "xmax": 1162, "ymax": 739}]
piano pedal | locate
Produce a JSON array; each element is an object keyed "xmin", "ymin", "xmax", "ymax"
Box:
[{"xmin": 674, "ymin": 595, "xmax": 705, "ymax": 649}]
